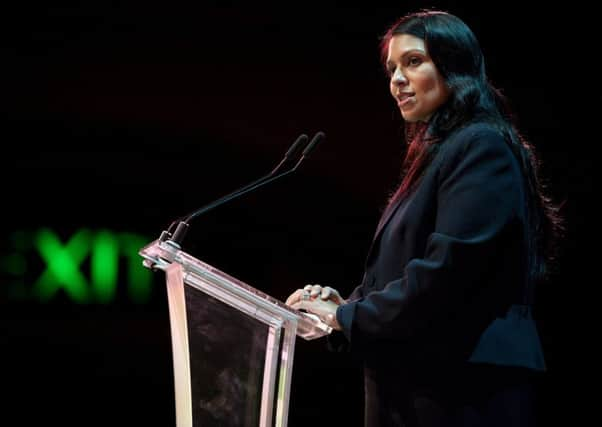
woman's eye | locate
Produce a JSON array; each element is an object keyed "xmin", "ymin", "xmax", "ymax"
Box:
[{"xmin": 408, "ymin": 56, "xmax": 422, "ymax": 66}]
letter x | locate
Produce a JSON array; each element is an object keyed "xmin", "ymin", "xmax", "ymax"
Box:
[{"xmin": 32, "ymin": 228, "xmax": 91, "ymax": 303}]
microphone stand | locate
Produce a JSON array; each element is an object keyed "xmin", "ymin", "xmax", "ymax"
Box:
[{"xmin": 160, "ymin": 131, "xmax": 325, "ymax": 248}]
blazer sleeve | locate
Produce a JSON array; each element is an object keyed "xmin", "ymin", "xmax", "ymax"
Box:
[
  {"xmin": 325, "ymin": 281, "xmax": 365, "ymax": 352},
  {"xmin": 336, "ymin": 128, "xmax": 525, "ymax": 344}
]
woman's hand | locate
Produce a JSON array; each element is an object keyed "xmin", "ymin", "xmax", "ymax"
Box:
[
  {"xmin": 286, "ymin": 284, "xmax": 346, "ymax": 305},
  {"xmin": 285, "ymin": 284, "xmax": 344, "ymax": 331},
  {"xmin": 307, "ymin": 284, "xmax": 346, "ymax": 304}
]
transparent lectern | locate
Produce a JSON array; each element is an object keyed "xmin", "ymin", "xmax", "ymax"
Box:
[{"xmin": 139, "ymin": 239, "xmax": 332, "ymax": 427}]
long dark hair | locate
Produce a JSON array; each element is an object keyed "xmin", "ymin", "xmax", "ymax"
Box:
[{"xmin": 381, "ymin": 10, "xmax": 563, "ymax": 286}]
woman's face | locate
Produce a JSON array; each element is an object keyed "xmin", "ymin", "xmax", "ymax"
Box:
[{"xmin": 386, "ymin": 34, "xmax": 450, "ymax": 123}]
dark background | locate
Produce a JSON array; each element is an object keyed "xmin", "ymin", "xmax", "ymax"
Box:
[{"xmin": 1, "ymin": 1, "xmax": 594, "ymax": 426}]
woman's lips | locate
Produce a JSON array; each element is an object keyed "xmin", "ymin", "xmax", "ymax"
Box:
[{"xmin": 397, "ymin": 93, "xmax": 415, "ymax": 107}]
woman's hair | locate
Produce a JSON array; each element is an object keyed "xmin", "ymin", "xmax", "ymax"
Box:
[{"xmin": 381, "ymin": 10, "xmax": 563, "ymax": 287}]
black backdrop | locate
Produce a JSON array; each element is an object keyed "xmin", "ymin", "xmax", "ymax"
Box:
[{"xmin": 1, "ymin": 1, "xmax": 594, "ymax": 426}]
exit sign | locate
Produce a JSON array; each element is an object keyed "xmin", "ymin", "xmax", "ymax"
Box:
[{"xmin": 1, "ymin": 228, "xmax": 154, "ymax": 304}]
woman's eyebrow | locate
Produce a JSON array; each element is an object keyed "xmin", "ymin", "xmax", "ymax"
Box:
[{"xmin": 386, "ymin": 48, "xmax": 426, "ymax": 66}]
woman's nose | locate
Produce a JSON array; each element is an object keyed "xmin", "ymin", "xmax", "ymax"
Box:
[{"xmin": 391, "ymin": 68, "xmax": 407, "ymax": 86}]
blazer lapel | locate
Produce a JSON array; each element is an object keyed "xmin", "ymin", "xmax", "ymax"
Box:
[{"xmin": 364, "ymin": 194, "xmax": 406, "ymax": 264}]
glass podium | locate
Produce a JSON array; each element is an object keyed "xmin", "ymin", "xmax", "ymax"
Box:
[{"xmin": 139, "ymin": 239, "xmax": 332, "ymax": 427}]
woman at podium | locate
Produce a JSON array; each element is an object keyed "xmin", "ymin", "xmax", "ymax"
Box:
[{"xmin": 286, "ymin": 9, "xmax": 562, "ymax": 427}]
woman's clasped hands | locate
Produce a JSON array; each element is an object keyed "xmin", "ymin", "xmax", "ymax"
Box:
[{"xmin": 285, "ymin": 284, "xmax": 345, "ymax": 331}]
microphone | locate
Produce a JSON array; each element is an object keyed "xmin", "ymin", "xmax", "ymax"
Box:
[
  {"xmin": 270, "ymin": 132, "xmax": 310, "ymax": 174},
  {"xmin": 162, "ymin": 133, "xmax": 308, "ymax": 240},
  {"xmin": 161, "ymin": 131, "xmax": 325, "ymax": 248}
]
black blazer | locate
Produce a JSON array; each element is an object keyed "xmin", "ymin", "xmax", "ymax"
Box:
[{"xmin": 333, "ymin": 122, "xmax": 546, "ymax": 419}]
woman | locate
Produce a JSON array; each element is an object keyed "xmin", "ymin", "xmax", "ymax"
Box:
[{"xmin": 286, "ymin": 10, "xmax": 562, "ymax": 427}]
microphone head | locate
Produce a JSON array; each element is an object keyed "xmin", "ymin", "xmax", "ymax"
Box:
[
  {"xmin": 285, "ymin": 134, "xmax": 309, "ymax": 158},
  {"xmin": 302, "ymin": 131, "xmax": 325, "ymax": 157}
]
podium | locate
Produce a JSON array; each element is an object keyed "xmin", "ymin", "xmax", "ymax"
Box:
[{"xmin": 139, "ymin": 239, "xmax": 332, "ymax": 427}]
